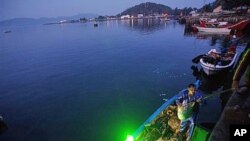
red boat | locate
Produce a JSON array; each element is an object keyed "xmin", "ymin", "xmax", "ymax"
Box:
[{"xmin": 192, "ymin": 19, "xmax": 250, "ymax": 34}]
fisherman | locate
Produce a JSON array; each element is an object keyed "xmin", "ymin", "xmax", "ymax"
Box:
[
  {"xmin": 232, "ymin": 43, "xmax": 250, "ymax": 94},
  {"xmin": 176, "ymin": 83, "xmax": 203, "ymax": 140}
]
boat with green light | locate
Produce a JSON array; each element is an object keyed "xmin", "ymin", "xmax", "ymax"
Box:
[{"xmin": 126, "ymin": 80, "xmax": 213, "ymax": 141}]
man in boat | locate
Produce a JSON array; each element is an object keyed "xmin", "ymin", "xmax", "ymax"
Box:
[
  {"xmin": 232, "ymin": 43, "xmax": 250, "ymax": 94},
  {"xmin": 176, "ymin": 84, "xmax": 203, "ymax": 140}
]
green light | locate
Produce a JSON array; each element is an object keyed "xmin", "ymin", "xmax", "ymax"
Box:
[{"xmin": 126, "ymin": 135, "xmax": 134, "ymax": 141}]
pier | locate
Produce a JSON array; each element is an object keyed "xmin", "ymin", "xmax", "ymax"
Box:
[{"xmin": 180, "ymin": 13, "xmax": 250, "ymax": 25}]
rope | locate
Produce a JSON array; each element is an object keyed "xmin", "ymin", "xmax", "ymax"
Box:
[{"xmin": 203, "ymin": 88, "xmax": 235, "ymax": 100}]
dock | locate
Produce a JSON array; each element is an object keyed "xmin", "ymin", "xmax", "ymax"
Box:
[
  {"xmin": 209, "ymin": 90, "xmax": 250, "ymax": 140},
  {"xmin": 180, "ymin": 13, "xmax": 250, "ymax": 25}
]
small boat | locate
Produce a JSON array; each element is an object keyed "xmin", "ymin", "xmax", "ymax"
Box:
[
  {"xmin": 127, "ymin": 81, "xmax": 211, "ymax": 141},
  {"xmin": 200, "ymin": 18, "xmax": 228, "ymax": 26},
  {"xmin": 193, "ymin": 19, "xmax": 250, "ymax": 34},
  {"xmin": 94, "ymin": 23, "xmax": 98, "ymax": 27},
  {"xmin": 199, "ymin": 49, "xmax": 237, "ymax": 75},
  {"xmin": 3, "ymin": 30, "xmax": 11, "ymax": 33},
  {"xmin": 192, "ymin": 18, "xmax": 231, "ymax": 34},
  {"xmin": 194, "ymin": 26, "xmax": 231, "ymax": 34}
]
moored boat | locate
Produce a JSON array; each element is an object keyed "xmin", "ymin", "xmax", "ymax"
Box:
[
  {"xmin": 94, "ymin": 22, "xmax": 98, "ymax": 27},
  {"xmin": 195, "ymin": 26, "xmax": 231, "ymax": 34},
  {"xmin": 200, "ymin": 49, "xmax": 237, "ymax": 75},
  {"xmin": 3, "ymin": 30, "xmax": 11, "ymax": 33},
  {"xmin": 193, "ymin": 19, "xmax": 250, "ymax": 34}
]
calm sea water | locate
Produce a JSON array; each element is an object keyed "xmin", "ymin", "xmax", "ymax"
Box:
[{"xmin": 0, "ymin": 19, "xmax": 246, "ymax": 141}]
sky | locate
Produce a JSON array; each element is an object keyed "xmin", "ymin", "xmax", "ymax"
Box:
[{"xmin": 0, "ymin": 0, "xmax": 215, "ymax": 21}]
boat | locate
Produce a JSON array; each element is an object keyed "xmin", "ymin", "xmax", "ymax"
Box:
[
  {"xmin": 201, "ymin": 18, "xmax": 228, "ymax": 26},
  {"xmin": 194, "ymin": 26, "xmax": 231, "ymax": 34},
  {"xmin": 3, "ymin": 30, "xmax": 11, "ymax": 33},
  {"xmin": 193, "ymin": 19, "xmax": 250, "ymax": 34},
  {"xmin": 228, "ymin": 19, "xmax": 250, "ymax": 31},
  {"xmin": 192, "ymin": 18, "xmax": 231, "ymax": 34},
  {"xmin": 94, "ymin": 22, "xmax": 98, "ymax": 27},
  {"xmin": 126, "ymin": 80, "xmax": 211, "ymax": 141},
  {"xmin": 199, "ymin": 49, "xmax": 237, "ymax": 75}
]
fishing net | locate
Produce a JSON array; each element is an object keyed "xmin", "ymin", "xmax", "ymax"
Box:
[{"xmin": 135, "ymin": 105, "xmax": 187, "ymax": 141}]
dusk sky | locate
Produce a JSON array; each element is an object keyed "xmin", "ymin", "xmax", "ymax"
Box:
[{"xmin": 0, "ymin": 0, "xmax": 215, "ymax": 21}]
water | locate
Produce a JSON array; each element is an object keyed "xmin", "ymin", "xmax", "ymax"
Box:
[{"xmin": 0, "ymin": 19, "xmax": 246, "ymax": 141}]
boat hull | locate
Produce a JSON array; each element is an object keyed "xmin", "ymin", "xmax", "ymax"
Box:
[
  {"xmin": 200, "ymin": 63, "xmax": 226, "ymax": 75},
  {"xmin": 195, "ymin": 26, "xmax": 231, "ymax": 34}
]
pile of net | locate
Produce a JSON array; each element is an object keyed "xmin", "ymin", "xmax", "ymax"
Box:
[{"xmin": 135, "ymin": 105, "xmax": 188, "ymax": 141}]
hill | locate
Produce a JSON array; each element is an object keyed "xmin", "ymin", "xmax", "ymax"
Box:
[
  {"xmin": 218, "ymin": 0, "xmax": 250, "ymax": 10},
  {"xmin": 0, "ymin": 13, "xmax": 98, "ymax": 26},
  {"xmin": 119, "ymin": 2, "xmax": 172, "ymax": 16},
  {"xmin": 199, "ymin": 0, "xmax": 250, "ymax": 12}
]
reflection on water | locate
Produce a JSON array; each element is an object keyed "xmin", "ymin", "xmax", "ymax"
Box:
[
  {"xmin": 98, "ymin": 18, "xmax": 172, "ymax": 35},
  {"xmin": 191, "ymin": 65, "xmax": 234, "ymax": 111},
  {"xmin": 122, "ymin": 18, "xmax": 170, "ymax": 34},
  {"xmin": 191, "ymin": 65, "xmax": 232, "ymax": 93}
]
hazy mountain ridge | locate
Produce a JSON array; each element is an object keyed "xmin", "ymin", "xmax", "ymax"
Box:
[{"xmin": 0, "ymin": 13, "xmax": 98, "ymax": 26}]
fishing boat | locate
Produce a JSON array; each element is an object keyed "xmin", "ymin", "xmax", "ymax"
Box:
[
  {"xmin": 193, "ymin": 19, "xmax": 250, "ymax": 34},
  {"xmin": 94, "ymin": 22, "xmax": 98, "ymax": 27},
  {"xmin": 192, "ymin": 18, "xmax": 231, "ymax": 34},
  {"xmin": 126, "ymin": 80, "xmax": 211, "ymax": 141},
  {"xmin": 199, "ymin": 18, "xmax": 228, "ymax": 26},
  {"xmin": 194, "ymin": 26, "xmax": 231, "ymax": 34},
  {"xmin": 3, "ymin": 30, "xmax": 11, "ymax": 33},
  {"xmin": 199, "ymin": 49, "xmax": 237, "ymax": 75}
]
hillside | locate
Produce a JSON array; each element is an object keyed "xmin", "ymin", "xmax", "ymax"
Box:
[
  {"xmin": 120, "ymin": 2, "xmax": 172, "ymax": 16},
  {"xmin": 0, "ymin": 13, "xmax": 98, "ymax": 26},
  {"xmin": 218, "ymin": 0, "xmax": 250, "ymax": 10},
  {"xmin": 200, "ymin": 0, "xmax": 250, "ymax": 12}
]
